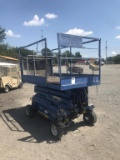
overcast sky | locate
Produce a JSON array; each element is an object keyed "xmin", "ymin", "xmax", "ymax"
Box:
[{"xmin": 1, "ymin": 0, "xmax": 120, "ymax": 58}]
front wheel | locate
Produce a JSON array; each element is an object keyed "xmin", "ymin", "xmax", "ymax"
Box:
[
  {"xmin": 83, "ymin": 111, "xmax": 97, "ymax": 125},
  {"xmin": 4, "ymin": 85, "xmax": 10, "ymax": 93},
  {"xmin": 18, "ymin": 82, "xmax": 23, "ymax": 89},
  {"xmin": 50, "ymin": 123, "xmax": 64, "ymax": 139}
]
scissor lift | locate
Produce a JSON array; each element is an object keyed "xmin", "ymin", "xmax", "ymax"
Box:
[{"xmin": 19, "ymin": 33, "xmax": 101, "ymax": 139}]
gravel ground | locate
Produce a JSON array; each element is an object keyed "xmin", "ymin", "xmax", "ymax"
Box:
[{"xmin": 0, "ymin": 64, "xmax": 120, "ymax": 160}]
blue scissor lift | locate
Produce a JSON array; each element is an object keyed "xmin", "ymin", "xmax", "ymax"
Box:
[{"xmin": 19, "ymin": 33, "xmax": 101, "ymax": 139}]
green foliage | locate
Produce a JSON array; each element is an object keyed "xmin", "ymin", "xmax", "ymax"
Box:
[
  {"xmin": 52, "ymin": 52, "xmax": 58, "ymax": 65},
  {"xmin": 0, "ymin": 26, "xmax": 6, "ymax": 43},
  {"xmin": 62, "ymin": 50, "xmax": 74, "ymax": 57},
  {"xmin": 62, "ymin": 50, "xmax": 81, "ymax": 58},
  {"xmin": 107, "ymin": 54, "xmax": 120, "ymax": 64},
  {"xmin": 2, "ymin": 41, "xmax": 120, "ymax": 65},
  {"xmin": 19, "ymin": 48, "xmax": 33, "ymax": 57},
  {"xmin": 0, "ymin": 43, "xmax": 33, "ymax": 59},
  {"xmin": 75, "ymin": 52, "xmax": 82, "ymax": 58},
  {"xmin": 61, "ymin": 50, "xmax": 82, "ymax": 64},
  {"xmin": 114, "ymin": 54, "xmax": 120, "ymax": 64},
  {"xmin": 107, "ymin": 56, "xmax": 114, "ymax": 63},
  {"xmin": 41, "ymin": 48, "xmax": 53, "ymax": 56},
  {"xmin": 0, "ymin": 44, "xmax": 18, "ymax": 58}
]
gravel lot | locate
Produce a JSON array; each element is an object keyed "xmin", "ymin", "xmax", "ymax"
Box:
[{"xmin": 0, "ymin": 64, "xmax": 120, "ymax": 160}]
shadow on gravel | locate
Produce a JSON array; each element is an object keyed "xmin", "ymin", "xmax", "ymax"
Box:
[{"xmin": 2, "ymin": 106, "xmax": 87, "ymax": 143}]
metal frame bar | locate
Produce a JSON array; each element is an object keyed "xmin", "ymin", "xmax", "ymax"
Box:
[
  {"xmin": 20, "ymin": 38, "xmax": 46, "ymax": 49},
  {"xmin": 45, "ymin": 39, "xmax": 47, "ymax": 84},
  {"xmin": 70, "ymin": 47, "xmax": 72, "ymax": 74},
  {"xmin": 98, "ymin": 39, "xmax": 101, "ymax": 82},
  {"xmin": 82, "ymin": 39, "xmax": 99, "ymax": 44}
]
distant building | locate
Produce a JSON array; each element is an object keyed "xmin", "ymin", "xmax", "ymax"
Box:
[{"xmin": 0, "ymin": 55, "xmax": 19, "ymax": 64}]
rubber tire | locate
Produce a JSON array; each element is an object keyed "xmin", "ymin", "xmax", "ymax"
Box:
[
  {"xmin": 83, "ymin": 111, "xmax": 97, "ymax": 125},
  {"xmin": 4, "ymin": 85, "xmax": 10, "ymax": 93},
  {"xmin": 26, "ymin": 105, "xmax": 34, "ymax": 118},
  {"xmin": 50, "ymin": 123, "xmax": 64, "ymax": 139},
  {"xmin": 18, "ymin": 82, "xmax": 23, "ymax": 89}
]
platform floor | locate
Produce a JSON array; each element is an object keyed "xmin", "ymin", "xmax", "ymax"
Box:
[{"xmin": 47, "ymin": 76, "xmax": 60, "ymax": 84}]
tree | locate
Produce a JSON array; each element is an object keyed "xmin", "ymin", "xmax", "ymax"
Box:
[
  {"xmin": 41, "ymin": 48, "xmax": 53, "ymax": 56},
  {"xmin": 114, "ymin": 54, "xmax": 120, "ymax": 64},
  {"xmin": 62, "ymin": 50, "xmax": 74, "ymax": 57},
  {"xmin": 107, "ymin": 54, "xmax": 120, "ymax": 64},
  {"xmin": 0, "ymin": 44, "xmax": 11, "ymax": 55},
  {"xmin": 75, "ymin": 51, "xmax": 82, "ymax": 58},
  {"xmin": 62, "ymin": 50, "xmax": 74, "ymax": 64},
  {"xmin": 107, "ymin": 56, "xmax": 114, "ymax": 64},
  {"xmin": 52, "ymin": 52, "xmax": 58, "ymax": 65},
  {"xmin": 0, "ymin": 43, "xmax": 34, "ymax": 59},
  {"xmin": 0, "ymin": 26, "xmax": 6, "ymax": 43},
  {"xmin": 19, "ymin": 48, "xmax": 33, "ymax": 57}
]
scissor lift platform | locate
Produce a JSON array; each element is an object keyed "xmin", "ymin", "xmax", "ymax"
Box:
[
  {"xmin": 19, "ymin": 33, "xmax": 101, "ymax": 139},
  {"xmin": 22, "ymin": 73, "xmax": 100, "ymax": 90}
]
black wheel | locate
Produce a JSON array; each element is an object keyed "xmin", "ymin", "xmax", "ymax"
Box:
[
  {"xmin": 26, "ymin": 105, "xmax": 34, "ymax": 118},
  {"xmin": 4, "ymin": 85, "xmax": 10, "ymax": 93},
  {"xmin": 83, "ymin": 111, "xmax": 97, "ymax": 125},
  {"xmin": 50, "ymin": 123, "xmax": 64, "ymax": 139},
  {"xmin": 18, "ymin": 82, "xmax": 23, "ymax": 89}
]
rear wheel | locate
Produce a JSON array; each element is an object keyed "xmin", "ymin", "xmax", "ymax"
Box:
[
  {"xmin": 4, "ymin": 85, "xmax": 10, "ymax": 93},
  {"xmin": 83, "ymin": 111, "xmax": 97, "ymax": 125},
  {"xmin": 50, "ymin": 123, "xmax": 64, "ymax": 139},
  {"xmin": 26, "ymin": 105, "xmax": 34, "ymax": 118}
]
